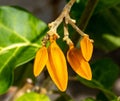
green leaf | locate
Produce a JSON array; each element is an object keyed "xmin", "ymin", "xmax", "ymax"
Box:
[
  {"xmin": 77, "ymin": 58, "xmax": 119, "ymax": 100},
  {"xmin": 0, "ymin": 6, "xmax": 47, "ymax": 94},
  {"xmin": 96, "ymin": 92, "xmax": 118, "ymax": 101},
  {"xmin": 96, "ymin": 92, "xmax": 109, "ymax": 101},
  {"xmin": 16, "ymin": 92, "xmax": 50, "ymax": 101},
  {"xmin": 87, "ymin": 4, "xmax": 120, "ymax": 51},
  {"xmin": 69, "ymin": 0, "xmax": 120, "ymax": 51},
  {"xmin": 94, "ymin": 0, "xmax": 120, "ymax": 13},
  {"xmin": 103, "ymin": 34, "xmax": 120, "ymax": 47},
  {"xmin": 92, "ymin": 58, "xmax": 119, "ymax": 89},
  {"xmin": 70, "ymin": 0, "xmax": 120, "ymax": 20},
  {"xmin": 82, "ymin": 97, "xmax": 96, "ymax": 101}
]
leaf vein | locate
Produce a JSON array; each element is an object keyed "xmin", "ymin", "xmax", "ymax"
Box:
[
  {"xmin": 0, "ymin": 43, "xmax": 40, "ymax": 54},
  {"xmin": 0, "ymin": 22, "xmax": 30, "ymax": 43},
  {"xmin": 0, "ymin": 48, "xmax": 19, "ymax": 73}
]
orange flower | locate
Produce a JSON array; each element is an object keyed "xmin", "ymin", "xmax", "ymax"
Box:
[
  {"xmin": 46, "ymin": 40, "xmax": 68, "ymax": 91},
  {"xmin": 34, "ymin": 46, "xmax": 48, "ymax": 77},
  {"xmin": 80, "ymin": 35, "xmax": 93, "ymax": 61},
  {"xmin": 67, "ymin": 44, "xmax": 92, "ymax": 80},
  {"xmin": 34, "ymin": 38, "xmax": 68, "ymax": 91}
]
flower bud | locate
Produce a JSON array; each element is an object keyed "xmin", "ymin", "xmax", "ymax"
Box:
[
  {"xmin": 46, "ymin": 41, "xmax": 68, "ymax": 91},
  {"xmin": 80, "ymin": 35, "xmax": 93, "ymax": 61},
  {"xmin": 67, "ymin": 45, "xmax": 92, "ymax": 80},
  {"xmin": 34, "ymin": 46, "xmax": 48, "ymax": 77}
]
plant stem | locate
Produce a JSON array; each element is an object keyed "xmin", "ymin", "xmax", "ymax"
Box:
[
  {"xmin": 67, "ymin": 18, "xmax": 85, "ymax": 36},
  {"xmin": 63, "ymin": 18, "xmax": 73, "ymax": 45},
  {"xmin": 72, "ymin": 0, "xmax": 99, "ymax": 45},
  {"xmin": 78, "ymin": 0, "xmax": 99, "ymax": 31},
  {"xmin": 99, "ymin": 88, "xmax": 117, "ymax": 100},
  {"xmin": 47, "ymin": 0, "xmax": 76, "ymax": 37}
]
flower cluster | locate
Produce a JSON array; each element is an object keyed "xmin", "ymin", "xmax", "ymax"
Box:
[
  {"xmin": 33, "ymin": 0, "xmax": 93, "ymax": 92},
  {"xmin": 33, "ymin": 33, "xmax": 93, "ymax": 92},
  {"xmin": 67, "ymin": 34, "xmax": 93, "ymax": 81},
  {"xmin": 34, "ymin": 35, "xmax": 68, "ymax": 91}
]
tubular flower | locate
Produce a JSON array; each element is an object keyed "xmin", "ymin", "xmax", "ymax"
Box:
[
  {"xmin": 80, "ymin": 35, "xmax": 93, "ymax": 61},
  {"xmin": 33, "ymin": 37, "xmax": 68, "ymax": 91},
  {"xmin": 67, "ymin": 44, "xmax": 92, "ymax": 80}
]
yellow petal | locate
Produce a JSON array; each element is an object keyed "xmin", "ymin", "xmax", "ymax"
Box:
[
  {"xmin": 80, "ymin": 35, "xmax": 93, "ymax": 61},
  {"xmin": 67, "ymin": 45, "xmax": 92, "ymax": 80},
  {"xmin": 34, "ymin": 46, "xmax": 48, "ymax": 77},
  {"xmin": 46, "ymin": 41, "xmax": 68, "ymax": 91}
]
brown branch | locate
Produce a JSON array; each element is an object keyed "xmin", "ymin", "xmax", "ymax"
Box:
[{"xmin": 47, "ymin": 0, "xmax": 76, "ymax": 37}]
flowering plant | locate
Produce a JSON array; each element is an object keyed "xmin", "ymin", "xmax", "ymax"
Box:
[{"xmin": 0, "ymin": 0, "xmax": 120, "ymax": 101}]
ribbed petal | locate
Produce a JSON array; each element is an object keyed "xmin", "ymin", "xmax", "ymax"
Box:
[
  {"xmin": 34, "ymin": 46, "xmax": 48, "ymax": 77},
  {"xmin": 46, "ymin": 41, "xmax": 68, "ymax": 91},
  {"xmin": 80, "ymin": 35, "xmax": 93, "ymax": 61},
  {"xmin": 67, "ymin": 45, "xmax": 92, "ymax": 80}
]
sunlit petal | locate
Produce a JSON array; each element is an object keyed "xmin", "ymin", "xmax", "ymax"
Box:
[
  {"xmin": 80, "ymin": 35, "xmax": 93, "ymax": 61},
  {"xmin": 67, "ymin": 45, "xmax": 92, "ymax": 80},
  {"xmin": 46, "ymin": 41, "xmax": 68, "ymax": 91},
  {"xmin": 34, "ymin": 46, "xmax": 48, "ymax": 77}
]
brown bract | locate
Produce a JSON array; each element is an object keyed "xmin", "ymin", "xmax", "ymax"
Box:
[{"xmin": 67, "ymin": 45, "xmax": 92, "ymax": 80}]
